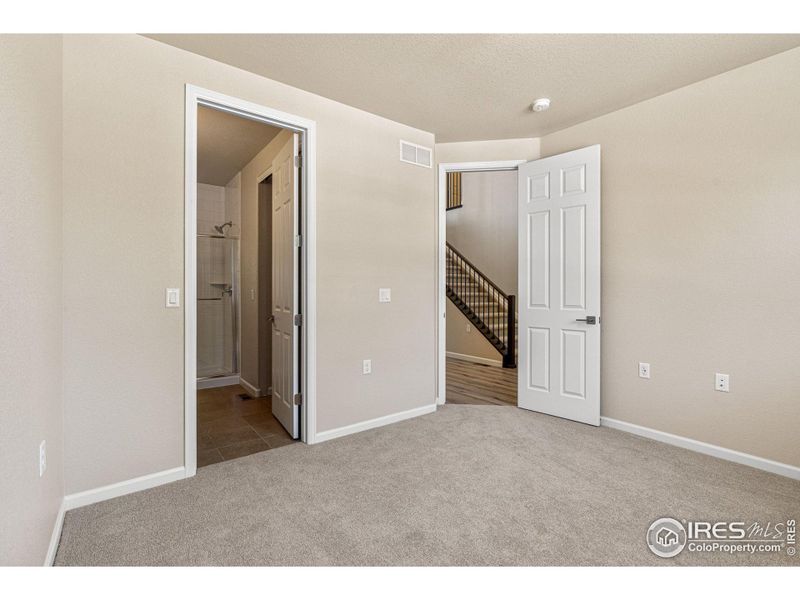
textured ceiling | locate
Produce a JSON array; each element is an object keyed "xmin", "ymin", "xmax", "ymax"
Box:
[
  {"xmin": 153, "ymin": 34, "xmax": 800, "ymax": 142},
  {"xmin": 198, "ymin": 106, "xmax": 282, "ymax": 186}
]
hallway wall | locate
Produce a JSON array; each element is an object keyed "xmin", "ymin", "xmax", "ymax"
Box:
[{"xmin": 239, "ymin": 130, "xmax": 292, "ymax": 395}]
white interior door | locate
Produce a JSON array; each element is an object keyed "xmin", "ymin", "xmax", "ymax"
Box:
[
  {"xmin": 272, "ymin": 133, "xmax": 300, "ymax": 438},
  {"xmin": 517, "ymin": 145, "xmax": 601, "ymax": 426}
]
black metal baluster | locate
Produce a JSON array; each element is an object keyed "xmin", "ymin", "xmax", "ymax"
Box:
[{"xmin": 445, "ymin": 242, "xmax": 515, "ymax": 368}]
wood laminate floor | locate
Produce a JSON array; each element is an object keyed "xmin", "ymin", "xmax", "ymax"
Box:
[{"xmin": 445, "ymin": 357, "xmax": 517, "ymax": 406}]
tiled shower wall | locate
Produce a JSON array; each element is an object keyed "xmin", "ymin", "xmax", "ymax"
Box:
[{"xmin": 197, "ymin": 182, "xmax": 240, "ymax": 378}]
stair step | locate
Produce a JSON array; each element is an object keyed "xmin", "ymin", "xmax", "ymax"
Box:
[
  {"xmin": 448, "ymin": 300, "xmax": 512, "ymax": 321},
  {"xmin": 477, "ymin": 322, "xmax": 510, "ymax": 332},
  {"xmin": 447, "ymin": 245, "xmax": 517, "ymax": 366},
  {"xmin": 464, "ymin": 300, "xmax": 503, "ymax": 308},
  {"xmin": 451, "ymin": 303, "xmax": 504, "ymax": 318},
  {"xmin": 449, "ymin": 290, "xmax": 498, "ymax": 298}
]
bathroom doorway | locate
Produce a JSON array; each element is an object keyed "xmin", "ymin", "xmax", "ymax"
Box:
[
  {"xmin": 192, "ymin": 101, "xmax": 303, "ymax": 468},
  {"xmin": 185, "ymin": 86, "xmax": 317, "ymax": 476}
]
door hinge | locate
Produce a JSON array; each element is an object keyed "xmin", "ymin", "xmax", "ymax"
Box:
[
  {"xmin": 295, "ymin": 155, "xmax": 301, "ymax": 168},
  {"xmin": 294, "ymin": 314, "xmax": 302, "ymax": 327},
  {"xmin": 293, "ymin": 393, "xmax": 302, "ymax": 406},
  {"xmin": 295, "ymin": 234, "xmax": 302, "ymax": 247}
]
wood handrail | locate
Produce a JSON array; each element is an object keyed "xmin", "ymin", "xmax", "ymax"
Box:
[{"xmin": 446, "ymin": 241, "xmax": 509, "ymax": 301}]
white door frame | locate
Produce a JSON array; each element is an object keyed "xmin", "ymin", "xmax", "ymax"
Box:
[
  {"xmin": 184, "ymin": 85, "xmax": 318, "ymax": 477},
  {"xmin": 436, "ymin": 160, "xmax": 526, "ymax": 404}
]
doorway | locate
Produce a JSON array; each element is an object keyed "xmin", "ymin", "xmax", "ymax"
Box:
[
  {"xmin": 436, "ymin": 148, "xmax": 602, "ymax": 426},
  {"xmin": 436, "ymin": 160, "xmax": 525, "ymax": 406},
  {"xmin": 185, "ymin": 86, "xmax": 318, "ymax": 477}
]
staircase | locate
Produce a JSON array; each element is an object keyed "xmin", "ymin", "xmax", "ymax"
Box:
[{"xmin": 446, "ymin": 242, "xmax": 516, "ymax": 368}]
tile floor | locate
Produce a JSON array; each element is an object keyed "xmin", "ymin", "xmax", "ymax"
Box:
[{"xmin": 197, "ymin": 384, "xmax": 298, "ymax": 467}]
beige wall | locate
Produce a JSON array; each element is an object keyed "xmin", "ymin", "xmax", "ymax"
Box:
[
  {"xmin": 436, "ymin": 138, "xmax": 539, "ymax": 164},
  {"xmin": 61, "ymin": 35, "xmax": 436, "ymax": 494},
  {"xmin": 239, "ymin": 130, "xmax": 292, "ymax": 392},
  {"xmin": 0, "ymin": 35, "xmax": 64, "ymax": 565},
  {"xmin": 446, "ymin": 304, "xmax": 502, "ymax": 363},
  {"xmin": 540, "ymin": 47, "xmax": 800, "ymax": 467}
]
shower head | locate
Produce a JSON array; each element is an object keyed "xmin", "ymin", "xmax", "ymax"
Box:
[{"xmin": 214, "ymin": 221, "xmax": 233, "ymax": 235}]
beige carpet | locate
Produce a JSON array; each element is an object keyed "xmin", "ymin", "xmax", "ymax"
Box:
[{"xmin": 55, "ymin": 405, "xmax": 799, "ymax": 566}]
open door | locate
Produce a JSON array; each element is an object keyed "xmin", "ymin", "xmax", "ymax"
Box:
[
  {"xmin": 517, "ymin": 145, "xmax": 601, "ymax": 426},
  {"xmin": 271, "ymin": 133, "xmax": 300, "ymax": 438}
]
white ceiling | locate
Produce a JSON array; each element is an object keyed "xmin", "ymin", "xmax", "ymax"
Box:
[
  {"xmin": 197, "ymin": 106, "xmax": 282, "ymax": 186},
  {"xmin": 152, "ymin": 34, "xmax": 799, "ymax": 142}
]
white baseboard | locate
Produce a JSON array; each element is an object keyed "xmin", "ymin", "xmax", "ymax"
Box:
[
  {"xmin": 601, "ymin": 417, "xmax": 800, "ymax": 481},
  {"xmin": 196, "ymin": 374, "xmax": 240, "ymax": 389},
  {"xmin": 239, "ymin": 378, "xmax": 261, "ymax": 398},
  {"xmin": 446, "ymin": 351, "xmax": 503, "ymax": 368},
  {"xmin": 44, "ymin": 498, "xmax": 66, "ymax": 566},
  {"xmin": 63, "ymin": 466, "xmax": 187, "ymax": 511},
  {"xmin": 315, "ymin": 404, "xmax": 437, "ymax": 444}
]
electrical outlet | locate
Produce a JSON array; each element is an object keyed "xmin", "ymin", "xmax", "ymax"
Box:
[
  {"xmin": 39, "ymin": 440, "xmax": 46, "ymax": 477},
  {"xmin": 362, "ymin": 359, "xmax": 372, "ymax": 375},
  {"xmin": 466, "ymin": 324, "xmax": 471, "ymax": 333},
  {"xmin": 638, "ymin": 362, "xmax": 650, "ymax": 379},
  {"xmin": 715, "ymin": 373, "xmax": 730, "ymax": 392}
]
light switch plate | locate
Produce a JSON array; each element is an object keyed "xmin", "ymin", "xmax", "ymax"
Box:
[
  {"xmin": 362, "ymin": 359, "xmax": 372, "ymax": 375},
  {"xmin": 166, "ymin": 288, "xmax": 180, "ymax": 308},
  {"xmin": 379, "ymin": 288, "xmax": 391, "ymax": 303}
]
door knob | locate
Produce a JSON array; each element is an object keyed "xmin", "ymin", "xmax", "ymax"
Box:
[{"xmin": 575, "ymin": 316, "xmax": 597, "ymax": 324}]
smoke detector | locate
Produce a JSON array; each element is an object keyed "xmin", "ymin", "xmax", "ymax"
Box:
[{"xmin": 531, "ymin": 98, "xmax": 551, "ymax": 112}]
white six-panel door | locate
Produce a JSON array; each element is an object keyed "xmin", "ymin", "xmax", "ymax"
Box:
[
  {"xmin": 517, "ymin": 145, "xmax": 601, "ymax": 426},
  {"xmin": 272, "ymin": 133, "xmax": 300, "ymax": 438}
]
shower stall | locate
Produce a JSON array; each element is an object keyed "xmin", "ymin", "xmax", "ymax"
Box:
[{"xmin": 197, "ymin": 231, "xmax": 240, "ymax": 383}]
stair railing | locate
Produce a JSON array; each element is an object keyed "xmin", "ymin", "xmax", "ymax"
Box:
[{"xmin": 446, "ymin": 241, "xmax": 516, "ymax": 368}]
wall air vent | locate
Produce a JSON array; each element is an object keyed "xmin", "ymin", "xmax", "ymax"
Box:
[{"xmin": 399, "ymin": 140, "xmax": 432, "ymax": 168}]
